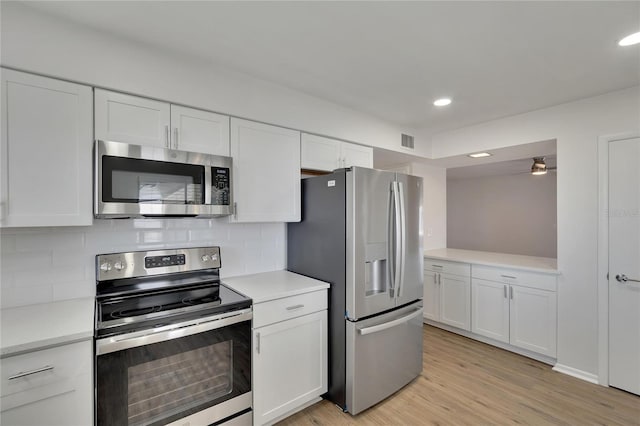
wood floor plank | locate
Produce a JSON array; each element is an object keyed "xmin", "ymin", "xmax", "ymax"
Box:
[{"xmin": 277, "ymin": 325, "xmax": 640, "ymax": 425}]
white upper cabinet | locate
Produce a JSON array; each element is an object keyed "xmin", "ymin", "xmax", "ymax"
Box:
[
  {"xmin": 301, "ymin": 133, "xmax": 373, "ymax": 171},
  {"xmin": 301, "ymin": 133, "xmax": 341, "ymax": 171},
  {"xmin": 169, "ymin": 105, "xmax": 230, "ymax": 156},
  {"xmin": 1, "ymin": 69, "xmax": 93, "ymax": 227},
  {"xmin": 94, "ymin": 89, "xmax": 170, "ymax": 147},
  {"xmin": 341, "ymin": 141, "xmax": 374, "ymax": 169},
  {"xmin": 95, "ymin": 90, "xmax": 230, "ymax": 155},
  {"xmin": 230, "ymin": 118, "xmax": 301, "ymax": 222}
]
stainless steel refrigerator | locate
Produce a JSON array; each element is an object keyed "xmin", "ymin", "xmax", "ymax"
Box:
[{"xmin": 287, "ymin": 167, "xmax": 424, "ymax": 415}]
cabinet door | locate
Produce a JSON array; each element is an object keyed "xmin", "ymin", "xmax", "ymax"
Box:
[
  {"xmin": 439, "ymin": 272, "xmax": 471, "ymax": 330},
  {"xmin": 95, "ymin": 89, "xmax": 170, "ymax": 147},
  {"xmin": 341, "ymin": 142, "xmax": 373, "ymax": 169},
  {"xmin": 230, "ymin": 118, "xmax": 301, "ymax": 222},
  {"xmin": 253, "ymin": 310, "xmax": 327, "ymax": 425},
  {"xmin": 471, "ymin": 279, "xmax": 509, "ymax": 343},
  {"xmin": 0, "ymin": 69, "xmax": 92, "ymax": 227},
  {"xmin": 170, "ymin": 105, "xmax": 230, "ymax": 155},
  {"xmin": 509, "ymin": 285, "xmax": 557, "ymax": 357},
  {"xmin": 300, "ymin": 133, "xmax": 340, "ymax": 171},
  {"xmin": 0, "ymin": 340, "xmax": 93, "ymax": 426},
  {"xmin": 423, "ymin": 271, "xmax": 440, "ymax": 321}
]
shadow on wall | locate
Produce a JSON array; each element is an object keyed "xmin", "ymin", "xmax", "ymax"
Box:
[{"xmin": 446, "ymin": 164, "xmax": 557, "ymax": 258}]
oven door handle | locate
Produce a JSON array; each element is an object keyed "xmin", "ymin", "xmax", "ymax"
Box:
[{"xmin": 96, "ymin": 308, "xmax": 252, "ymax": 355}]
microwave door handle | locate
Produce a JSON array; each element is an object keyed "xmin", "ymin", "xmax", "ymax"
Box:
[{"xmin": 204, "ymin": 166, "xmax": 212, "ymax": 205}]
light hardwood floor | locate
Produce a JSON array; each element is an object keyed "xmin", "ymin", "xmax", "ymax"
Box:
[{"xmin": 278, "ymin": 325, "xmax": 640, "ymax": 425}]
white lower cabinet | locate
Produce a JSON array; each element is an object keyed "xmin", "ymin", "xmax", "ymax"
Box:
[
  {"xmin": 252, "ymin": 290, "xmax": 328, "ymax": 425},
  {"xmin": 423, "ymin": 260, "xmax": 471, "ymax": 331},
  {"xmin": 0, "ymin": 340, "xmax": 93, "ymax": 426},
  {"xmin": 471, "ymin": 265, "xmax": 557, "ymax": 358}
]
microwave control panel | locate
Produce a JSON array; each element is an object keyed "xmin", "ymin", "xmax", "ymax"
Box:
[{"xmin": 212, "ymin": 167, "xmax": 230, "ymax": 205}]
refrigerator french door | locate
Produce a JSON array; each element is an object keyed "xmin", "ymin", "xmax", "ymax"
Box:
[{"xmin": 288, "ymin": 166, "xmax": 424, "ymax": 415}]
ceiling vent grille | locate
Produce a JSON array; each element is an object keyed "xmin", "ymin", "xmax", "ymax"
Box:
[{"xmin": 401, "ymin": 133, "xmax": 414, "ymax": 149}]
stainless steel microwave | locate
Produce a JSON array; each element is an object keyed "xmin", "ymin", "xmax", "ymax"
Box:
[{"xmin": 95, "ymin": 140, "xmax": 233, "ymax": 218}]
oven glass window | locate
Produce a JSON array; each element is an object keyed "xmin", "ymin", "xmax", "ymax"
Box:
[
  {"xmin": 96, "ymin": 321, "xmax": 250, "ymax": 426},
  {"xmin": 102, "ymin": 156, "xmax": 205, "ymax": 205},
  {"xmin": 127, "ymin": 342, "xmax": 232, "ymax": 425}
]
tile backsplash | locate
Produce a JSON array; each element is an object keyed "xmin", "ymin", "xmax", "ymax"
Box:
[{"xmin": 0, "ymin": 218, "xmax": 286, "ymax": 308}]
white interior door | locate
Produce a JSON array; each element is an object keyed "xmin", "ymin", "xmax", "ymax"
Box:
[{"xmin": 608, "ymin": 136, "xmax": 640, "ymax": 396}]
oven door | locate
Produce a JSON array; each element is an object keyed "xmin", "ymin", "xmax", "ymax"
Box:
[{"xmin": 95, "ymin": 310, "xmax": 252, "ymax": 426}]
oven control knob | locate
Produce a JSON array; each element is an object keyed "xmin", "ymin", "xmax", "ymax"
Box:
[
  {"xmin": 201, "ymin": 255, "xmax": 210, "ymax": 262},
  {"xmin": 114, "ymin": 261, "xmax": 124, "ymax": 271},
  {"xmin": 100, "ymin": 262, "xmax": 112, "ymax": 272}
]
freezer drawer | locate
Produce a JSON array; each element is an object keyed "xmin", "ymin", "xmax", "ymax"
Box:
[{"xmin": 345, "ymin": 301, "xmax": 423, "ymax": 414}]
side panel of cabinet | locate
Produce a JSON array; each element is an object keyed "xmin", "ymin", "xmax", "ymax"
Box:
[
  {"xmin": 423, "ymin": 270, "xmax": 440, "ymax": 321},
  {"xmin": 439, "ymin": 273, "xmax": 471, "ymax": 330},
  {"xmin": 94, "ymin": 89, "xmax": 170, "ymax": 147},
  {"xmin": 170, "ymin": 105, "xmax": 230, "ymax": 156},
  {"xmin": 341, "ymin": 142, "xmax": 373, "ymax": 169},
  {"xmin": 253, "ymin": 310, "xmax": 327, "ymax": 425},
  {"xmin": 300, "ymin": 133, "xmax": 340, "ymax": 172},
  {"xmin": 1, "ymin": 69, "xmax": 92, "ymax": 227},
  {"xmin": 509, "ymin": 285, "xmax": 557, "ymax": 357},
  {"xmin": 471, "ymin": 278, "xmax": 509, "ymax": 343},
  {"xmin": 230, "ymin": 118, "xmax": 300, "ymax": 222}
]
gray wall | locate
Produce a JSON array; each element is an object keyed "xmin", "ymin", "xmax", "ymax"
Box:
[{"xmin": 447, "ymin": 172, "xmax": 557, "ymax": 258}]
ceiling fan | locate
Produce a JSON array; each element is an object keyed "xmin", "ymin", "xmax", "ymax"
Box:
[{"xmin": 530, "ymin": 157, "xmax": 557, "ymax": 175}]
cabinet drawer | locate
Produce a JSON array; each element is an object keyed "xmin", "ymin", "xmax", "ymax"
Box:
[
  {"xmin": 253, "ymin": 290, "xmax": 327, "ymax": 328},
  {"xmin": 0, "ymin": 340, "xmax": 92, "ymax": 400},
  {"xmin": 424, "ymin": 258, "xmax": 470, "ymax": 277},
  {"xmin": 472, "ymin": 265, "xmax": 556, "ymax": 291}
]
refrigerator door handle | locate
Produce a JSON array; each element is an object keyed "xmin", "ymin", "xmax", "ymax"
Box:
[
  {"xmin": 392, "ymin": 182, "xmax": 402, "ymax": 300},
  {"xmin": 397, "ymin": 181, "xmax": 406, "ymax": 298},
  {"xmin": 358, "ymin": 308, "xmax": 423, "ymax": 336},
  {"xmin": 388, "ymin": 183, "xmax": 396, "ymax": 296}
]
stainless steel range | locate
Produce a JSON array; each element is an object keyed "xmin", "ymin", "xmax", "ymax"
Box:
[{"xmin": 94, "ymin": 247, "xmax": 252, "ymax": 426}]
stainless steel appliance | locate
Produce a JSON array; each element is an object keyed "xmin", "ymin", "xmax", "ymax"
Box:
[
  {"xmin": 287, "ymin": 167, "xmax": 424, "ymax": 415},
  {"xmin": 95, "ymin": 140, "xmax": 232, "ymax": 218},
  {"xmin": 94, "ymin": 247, "xmax": 252, "ymax": 426}
]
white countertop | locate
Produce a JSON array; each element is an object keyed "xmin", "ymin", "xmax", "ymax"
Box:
[
  {"xmin": 224, "ymin": 270, "xmax": 329, "ymax": 304},
  {"xmin": 423, "ymin": 248, "xmax": 559, "ymax": 274},
  {"xmin": 1, "ymin": 297, "xmax": 95, "ymax": 358}
]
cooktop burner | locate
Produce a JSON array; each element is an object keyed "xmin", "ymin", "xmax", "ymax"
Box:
[{"xmin": 95, "ymin": 247, "xmax": 251, "ymax": 338}]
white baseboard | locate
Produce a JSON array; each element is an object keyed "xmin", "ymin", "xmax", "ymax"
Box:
[{"xmin": 552, "ymin": 364, "xmax": 599, "ymax": 384}]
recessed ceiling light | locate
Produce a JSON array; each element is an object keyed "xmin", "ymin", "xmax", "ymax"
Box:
[
  {"xmin": 468, "ymin": 152, "xmax": 492, "ymax": 158},
  {"xmin": 618, "ymin": 31, "xmax": 640, "ymax": 46},
  {"xmin": 433, "ymin": 98, "xmax": 452, "ymax": 107}
]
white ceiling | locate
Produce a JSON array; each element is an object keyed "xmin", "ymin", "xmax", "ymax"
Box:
[{"xmin": 22, "ymin": 1, "xmax": 640, "ymax": 137}]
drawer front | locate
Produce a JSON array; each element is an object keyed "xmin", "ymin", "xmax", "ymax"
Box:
[
  {"xmin": 0, "ymin": 340, "xmax": 92, "ymax": 399},
  {"xmin": 424, "ymin": 258, "xmax": 470, "ymax": 277},
  {"xmin": 472, "ymin": 265, "xmax": 556, "ymax": 291},
  {"xmin": 253, "ymin": 290, "xmax": 327, "ymax": 328}
]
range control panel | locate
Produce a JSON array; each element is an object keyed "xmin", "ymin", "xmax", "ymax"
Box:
[{"xmin": 97, "ymin": 247, "xmax": 221, "ymax": 281}]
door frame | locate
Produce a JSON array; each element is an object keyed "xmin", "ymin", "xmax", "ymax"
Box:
[{"xmin": 597, "ymin": 131, "xmax": 640, "ymax": 386}]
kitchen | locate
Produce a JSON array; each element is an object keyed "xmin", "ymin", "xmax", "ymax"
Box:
[{"xmin": 1, "ymin": 2, "xmax": 639, "ymax": 425}]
